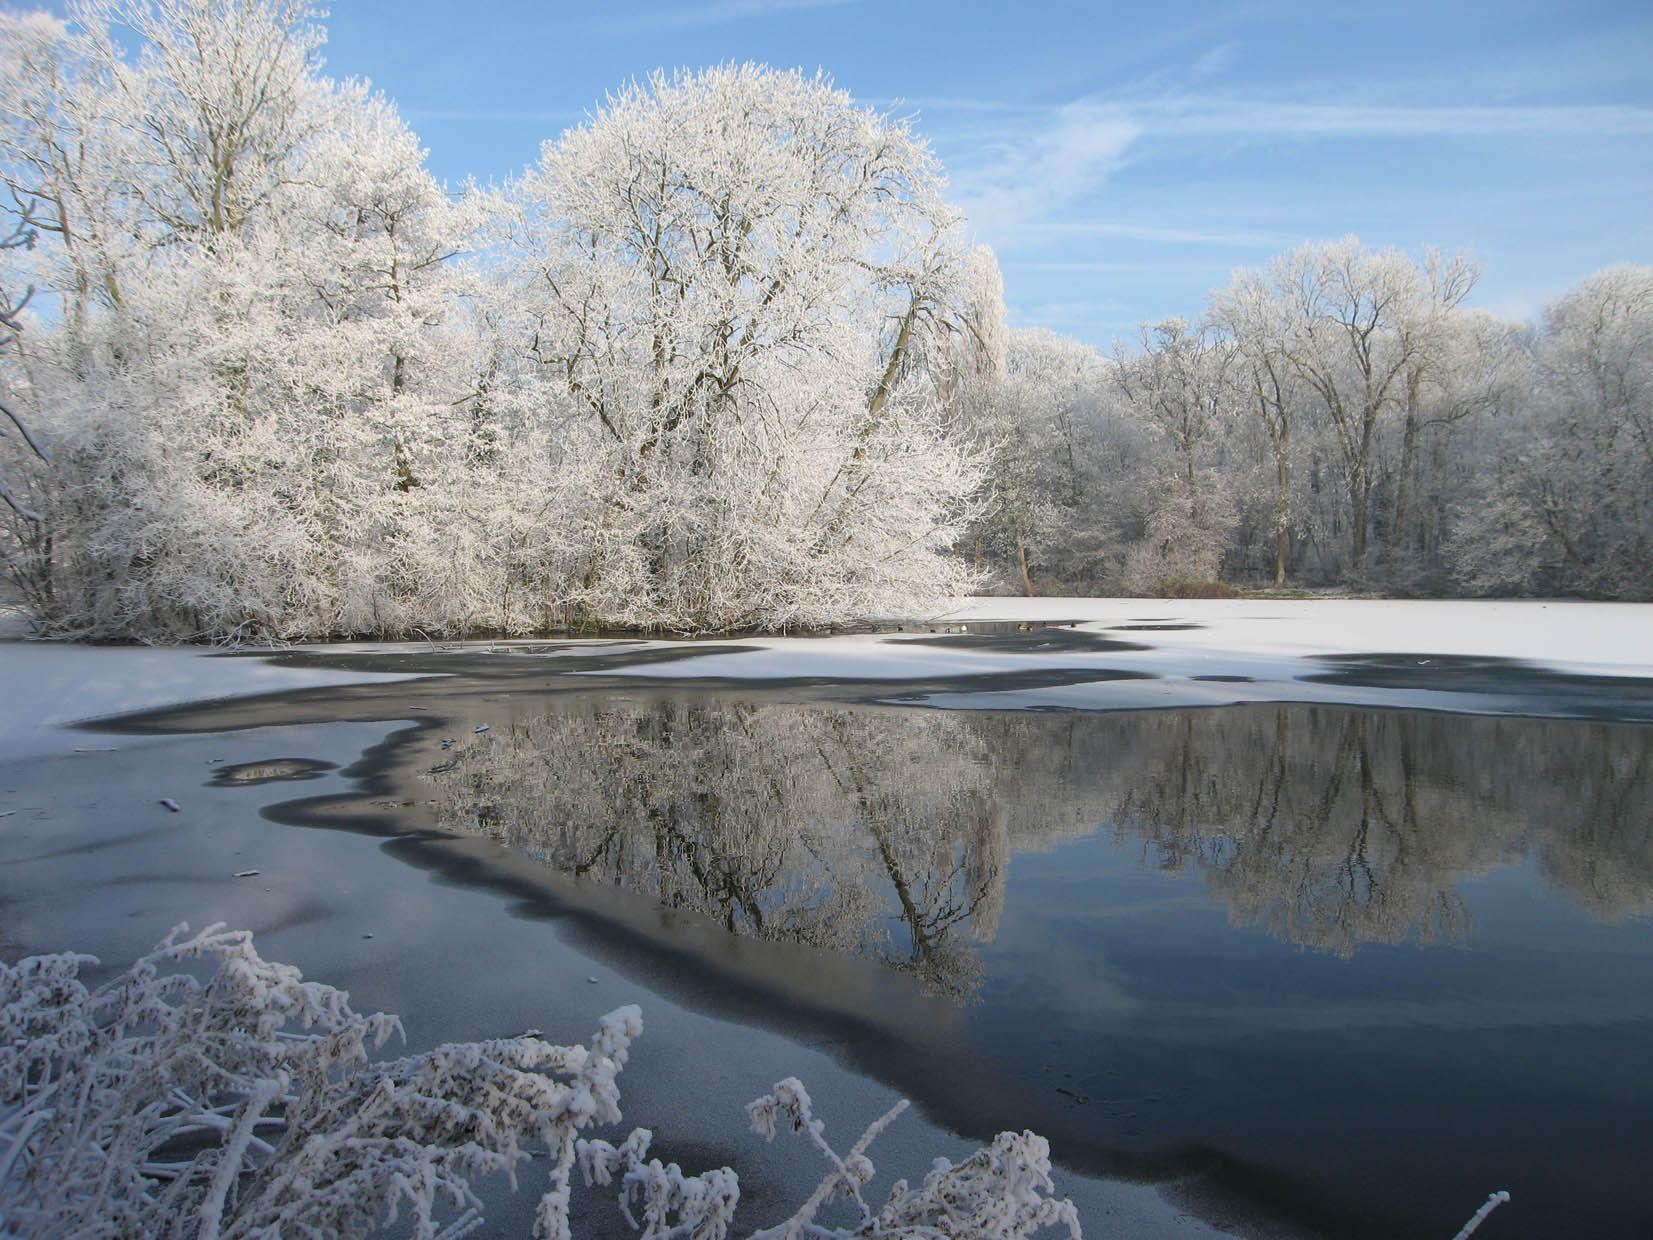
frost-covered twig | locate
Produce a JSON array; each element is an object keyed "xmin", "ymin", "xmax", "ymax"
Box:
[
  {"xmin": 747, "ymin": 1077, "xmax": 905, "ymax": 1240},
  {"xmin": 1449, "ymin": 1190, "xmax": 1511, "ymax": 1240},
  {"xmin": 0, "ymin": 924, "xmax": 649, "ymax": 1240},
  {"xmin": 0, "ymin": 201, "xmax": 49, "ymax": 523},
  {"xmin": 0, "ymin": 923, "xmax": 1515, "ymax": 1240},
  {"xmin": 576, "ymin": 1127, "xmax": 741, "ymax": 1240},
  {"xmin": 745, "ymin": 1075, "xmax": 1079, "ymax": 1240}
]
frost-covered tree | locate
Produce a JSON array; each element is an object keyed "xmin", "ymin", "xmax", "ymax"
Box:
[
  {"xmin": 1208, "ymin": 271, "xmax": 1303, "ymax": 587},
  {"xmin": 1112, "ymin": 319, "xmax": 1238, "ymax": 594},
  {"xmin": 0, "ymin": 0, "xmax": 502, "ymax": 639},
  {"xmin": 0, "ymin": 203, "xmax": 48, "ymax": 529},
  {"xmin": 1260, "ymin": 238, "xmax": 1476, "ymax": 581},
  {"xmin": 489, "ymin": 65, "xmax": 984, "ymax": 632},
  {"xmin": 951, "ymin": 327, "xmax": 1121, "ymax": 595},
  {"xmin": 1450, "ymin": 266, "xmax": 1653, "ymax": 598}
]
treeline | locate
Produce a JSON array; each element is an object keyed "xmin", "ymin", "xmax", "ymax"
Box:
[
  {"xmin": 1, "ymin": 0, "xmax": 1648, "ymax": 643},
  {"xmin": 962, "ymin": 248, "xmax": 1653, "ymax": 600}
]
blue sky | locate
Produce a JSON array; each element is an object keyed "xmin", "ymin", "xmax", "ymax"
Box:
[{"xmin": 43, "ymin": 0, "xmax": 1653, "ymax": 345}]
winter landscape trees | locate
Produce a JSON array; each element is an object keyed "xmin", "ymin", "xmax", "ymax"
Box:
[
  {"xmin": 0, "ymin": 3, "xmax": 994, "ymax": 639},
  {"xmin": 961, "ymin": 245, "xmax": 1651, "ymax": 601},
  {"xmin": 1, "ymin": 0, "xmax": 1650, "ymax": 643}
]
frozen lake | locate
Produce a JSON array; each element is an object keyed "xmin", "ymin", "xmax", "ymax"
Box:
[{"xmin": 2, "ymin": 599, "xmax": 1650, "ymax": 1239}]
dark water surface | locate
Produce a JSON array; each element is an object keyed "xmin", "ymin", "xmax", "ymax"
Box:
[{"xmin": 103, "ymin": 662, "xmax": 1653, "ymax": 1239}]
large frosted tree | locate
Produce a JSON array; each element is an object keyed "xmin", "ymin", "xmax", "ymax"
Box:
[
  {"xmin": 0, "ymin": 0, "xmax": 499, "ymax": 639},
  {"xmin": 490, "ymin": 65, "xmax": 984, "ymax": 632}
]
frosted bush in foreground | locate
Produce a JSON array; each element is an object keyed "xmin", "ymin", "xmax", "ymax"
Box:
[{"xmin": 0, "ymin": 925, "xmax": 1080, "ymax": 1240}]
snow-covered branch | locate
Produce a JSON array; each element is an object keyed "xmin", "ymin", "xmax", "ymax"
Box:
[{"xmin": 0, "ymin": 925, "xmax": 1086, "ymax": 1240}]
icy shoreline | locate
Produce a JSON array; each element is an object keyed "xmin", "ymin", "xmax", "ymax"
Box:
[
  {"xmin": 0, "ymin": 624, "xmax": 1268, "ymax": 1240},
  {"xmin": 3, "ymin": 598, "xmax": 1648, "ymax": 1239}
]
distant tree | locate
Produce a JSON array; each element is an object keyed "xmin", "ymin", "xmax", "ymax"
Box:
[
  {"xmin": 1113, "ymin": 319, "xmax": 1237, "ymax": 594},
  {"xmin": 1377, "ymin": 308, "xmax": 1520, "ymax": 589},
  {"xmin": 1208, "ymin": 272, "xmax": 1302, "ymax": 587},
  {"xmin": 0, "ymin": 202, "xmax": 48, "ymax": 527},
  {"xmin": 1528, "ymin": 266, "xmax": 1653, "ymax": 595},
  {"xmin": 1263, "ymin": 238, "xmax": 1476, "ymax": 581},
  {"xmin": 1448, "ymin": 266, "xmax": 1653, "ymax": 598}
]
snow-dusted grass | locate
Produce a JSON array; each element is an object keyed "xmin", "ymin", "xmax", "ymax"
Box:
[
  {"xmin": 0, "ymin": 924, "xmax": 1081, "ymax": 1240},
  {"xmin": 7, "ymin": 599, "xmax": 1645, "ymax": 759}
]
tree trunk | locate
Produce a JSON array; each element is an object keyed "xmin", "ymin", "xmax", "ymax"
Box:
[
  {"xmin": 1016, "ymin": 535, "xmax": 1035, "ymax": 597},
  {"xmin": 1274, "ymin": 452, "xmax": 1289, "ymax": 587},
  {"xmin": 1390, "ymin": 371, "xmax": 1422, "ymax": 570},
  {"xmin": 1350, "ymin": 465, "xmax": 1369, "ymax": 576}
]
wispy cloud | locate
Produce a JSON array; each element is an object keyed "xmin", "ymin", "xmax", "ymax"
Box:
[
  {"xmin": 898, "ymin": 96, "xmax": 1049, "ymax": 116},
  {"xmin": 588, "ymin": 0, "xmax": 861, "ymax": 38},
  {"xmin": 1016, "ymin": 220, "xmax": 1294, "ymax": 248},
  {"xmin": 1010, "ymin": 298, "xmax": 1140, "ymax": 335},
  {"xmin": 407, "ymin": 109, "xmax": 583, "ymax": 124},
  {"xmin": 1005, "ymin": 259, "xmax": 1241, "ymax": 273},
  {"xmin": 1135, "ymin": 97, "xmax": 1653, "ymax": 139},
  {"xmin": 948, "ymin": 102, "xmax": 1140, "ymax": 248},
  {"xmin": 1188, "ymin": 41, "xmax": 1243, "ymax": 83},
  {"xmin": 934, "ymin": 85, "xmax": 1652, "ymax": 254}
]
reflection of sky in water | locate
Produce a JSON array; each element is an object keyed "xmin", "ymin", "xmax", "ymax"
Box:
[
  {"xmin": 976, "ymin": 836, "xmax": 1653, "ymax": 1238},
  {"xmin": 399, "ymin": 697, "xmax": 1653, "ymax": 1238}
]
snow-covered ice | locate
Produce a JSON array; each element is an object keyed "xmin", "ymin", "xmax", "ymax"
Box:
[
  {"xmin": 0, "ymin": 641, "xmax": 430, "ymax": 758},
  {"xmin": 586, "ymin": 599, "xmax": 1650, "ymax": 680},
  {"xmin": 558, "ymin": 599, "xmax": 1652, "ymax": 721}
]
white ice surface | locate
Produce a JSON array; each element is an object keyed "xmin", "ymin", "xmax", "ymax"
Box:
[
  {"xmin": 940, "ymin": 597, "xmax": 1652, "ymax": 670},
  {"xmin": 580, "ymin": 598, "xmax": 1652, "ymax": 686},
  {"xmin": 0, "ymin": 642, "xmax": 429, "ymax": 758}
]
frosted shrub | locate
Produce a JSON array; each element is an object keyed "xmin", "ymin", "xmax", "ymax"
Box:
[{"xmin": 0, "ymin": 925, "xmax": 1082, "ymax": 1240}]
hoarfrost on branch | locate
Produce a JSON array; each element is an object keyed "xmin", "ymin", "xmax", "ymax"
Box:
[{"xmin": 0, "ymin": 925, "xmax": 1082, "ymax": 1240}]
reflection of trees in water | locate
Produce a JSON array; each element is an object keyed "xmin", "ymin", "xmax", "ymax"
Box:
[
  {"xmin": 426, "ymin": 701, "xmax": 1021, "ymax": 1000},
  {"xmin": 1098, "ymin": 708, "xmax": 1653, "ymax": 954},
  {"xmin": 423, "ymin": 698, "xmax": 1653, "ymax": 976}
]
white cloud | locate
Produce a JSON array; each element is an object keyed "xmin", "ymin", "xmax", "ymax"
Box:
[
  {"xmin": 937, "ymin": 87, "xmax": 1650, "ymax": 254},
  {"xmin": 949, "ymin": 103, "xmax": 1140, "ymax": 248},
  {"xmin": 1138, "ymin": 97, "xmax": 1653, "ymax": 139},
  {"xmin": 407, "ymin": 109, "xmax": 582, "ymax": 124},
  {"xmin": 1016, "ymin": 220, "xmax": 1294, "ymax": 247},
  {"xmin": 1005, "ymin": 258, "xmax": 1244, "ymax": 273},
  {"xmin": 1009, "ymin": 298, "xmax": 1136, "ymax": 332},
  {"xmin": 1188, "ymin": 41, "xmax": 1243, "ymax": 82},
  {"xmin": 588, "ymin": 0, "xmax": 862, "ymax": 37}
]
